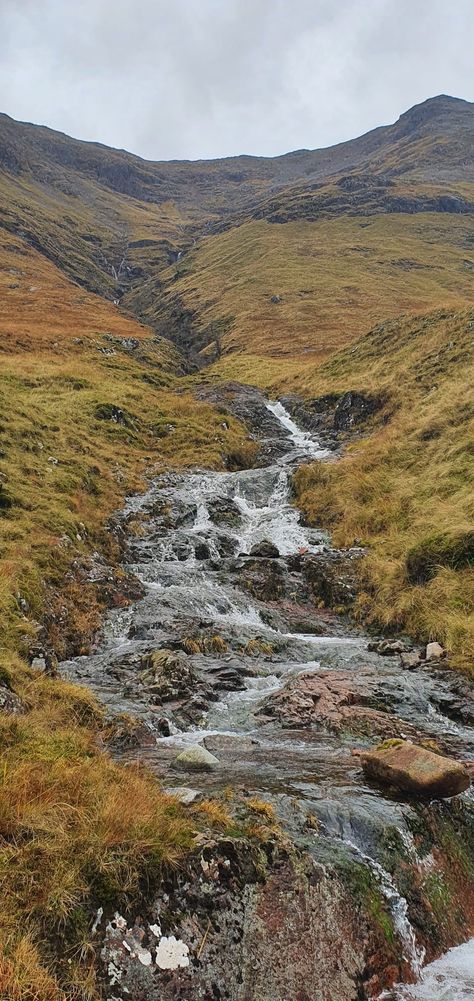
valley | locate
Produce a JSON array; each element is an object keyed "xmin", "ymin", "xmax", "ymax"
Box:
[{"xmin": 0, "ymin": 95, "xmax": 473, "ymax": 999}]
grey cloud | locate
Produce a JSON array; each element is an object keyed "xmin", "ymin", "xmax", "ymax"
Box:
[{"xmin": 0, "ymin": 0, "xmax": 472, "ymax": 160}]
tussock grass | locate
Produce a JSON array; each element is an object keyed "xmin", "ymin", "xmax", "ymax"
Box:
[
  {"xmin": 0, "ymin": 664, "xmax": 195, "ymax": 999},
  {"xmin": 293, "ymin": 308, "xmax": 474, "ymax": 667}
]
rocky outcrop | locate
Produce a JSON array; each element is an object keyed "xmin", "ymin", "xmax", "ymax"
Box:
[
  {"xmin": 99, "ymin": 838, "xmax": 400, "ymax": 1001},
  {"xmin": 258, "ymin": 670, "xmax": 418, "ymax": 738},
  {"xmin": 361, "ymin": 741, "xmax": 471, "ymax": 798},
  {"xmin": 140, "ymin": 649, "xmax": 195, "ymax": 702},
  {"xmin": 299, "ymin": 550, "xmax": 362, "ymax": 608}
]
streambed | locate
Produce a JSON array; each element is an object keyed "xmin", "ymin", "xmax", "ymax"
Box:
[{"xmin": 64, "ymin": 395, "xmax": 474, "ymax": 999}]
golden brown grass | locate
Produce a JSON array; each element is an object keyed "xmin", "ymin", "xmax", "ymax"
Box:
[
  {"xmin": 142, "ymin": 211, "xmax": 474, "ymax": 377},
  {"xmin": 0, "ymin": 236, "xmax": 257, "ymax": 656},
  {"xmin": 293, "ymin": 307, "xmax": 474, "ymax": 667},
  {"xmin": 0, "ymin": 660, "xmax": 195, "ymax": 999},
  {"xmin": 0, "ymin": 236, "xmax": 260, "ymax": 996}
]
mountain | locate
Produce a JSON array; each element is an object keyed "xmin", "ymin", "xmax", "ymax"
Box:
[{"xmin": 1, "ymin": 96, "xmax": 474, "ymax": 999}]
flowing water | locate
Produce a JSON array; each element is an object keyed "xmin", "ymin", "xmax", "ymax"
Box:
[{"xmin": 64, "ymin": 399, "xmax": 474, "ymax": 997}]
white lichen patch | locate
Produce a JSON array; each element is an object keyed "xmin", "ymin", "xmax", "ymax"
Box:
[
  {"xmin": 135, "ymin": 944, "xmax": 153, "ymax": 967},
  {"xmin": 155, "ymin": 935, "xmax": 190, "ymax": 970}
]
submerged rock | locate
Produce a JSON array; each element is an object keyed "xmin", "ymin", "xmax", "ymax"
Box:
[
  {"xmin": 361, "ymin": 740, "xmax": 470, "ymax": 798},
  {"xmin": 174, "ymin": 745, "xmax": 219, "ymax": 771}
]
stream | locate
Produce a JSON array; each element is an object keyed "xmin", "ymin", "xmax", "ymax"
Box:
[{"xmin": 64, "ymin": 398, "xmax": 474, "ymax": 999}]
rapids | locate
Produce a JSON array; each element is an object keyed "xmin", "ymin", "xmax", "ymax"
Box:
[{"xmin": 64, "ymin": 399, "xmax": 474, "ymax": 998}]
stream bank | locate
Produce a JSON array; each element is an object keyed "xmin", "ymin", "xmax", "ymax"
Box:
[{"xmin": 63, "ymin": 385, "xmax": 474, "ymax": 999}]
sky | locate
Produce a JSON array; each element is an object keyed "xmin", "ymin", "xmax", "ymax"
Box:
[{"xmin": 0, "ymin": 0, "xmax": 472, "ymax": 161}]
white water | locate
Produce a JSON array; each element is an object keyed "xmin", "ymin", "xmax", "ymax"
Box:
[
  {"xmin": 381, "ymin": 938, "xmax": 474, "ymax": 1000},
  {"xmin": 68, "ymin": 398, "xmax": 474, "ymax": 998},
  {"xmin": 266, "ymin": 401, "xmax": 331, "ymax": 458},
  {"xmin": 342, "ymin": 839, "xmax": 425, "ymax": 977}
]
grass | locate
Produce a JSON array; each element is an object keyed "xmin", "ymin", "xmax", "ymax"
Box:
[
  {"xmin": 293, "ymin": 307, "xmax": 474, "ymax": 667},
  {"xmin": 0, "ymin": 657, "xmax": 196, "ymax": 999},
  {"xmin": 140, "ymin": 211, "xmax": 474, "ymax": 373},
  {"xmin": 0, "ymin": 235, "xmax": 257, "ymax": 656},
  {"xmin": 0, "ymin": 236, "xmax": 259, "ymax": 997}
]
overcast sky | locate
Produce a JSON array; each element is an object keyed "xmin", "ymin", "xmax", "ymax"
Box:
[{"xmin": 0, "ymin": 0, "xmax": 472, "ymax": 161}]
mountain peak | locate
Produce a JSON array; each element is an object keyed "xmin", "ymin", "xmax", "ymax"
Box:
[{"xmin": 396, "ymin": 94, "xmax": 473, "ymax": 132}]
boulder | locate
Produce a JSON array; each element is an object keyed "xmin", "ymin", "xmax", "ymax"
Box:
[
  {"xmin": 361, "ymin": 741, "xmax": 470, "ymax": 798},
  {"xmin": 174, "ymin": 745, "xmax": 219, "ymax": 772},
  {"xmin": 249, "ymin": 539, "xmax": 280, "ymax": 559},
  {"xmin": 367, "ymin": 639, "xmax": 406, "ymax": 656},
  {"xmin": 425, "ymin": 641, "xmax": 445, "ymax": 661},
  {"xmin": 165, "ymin": 785, "xmax": 201, "ymax": 805}
]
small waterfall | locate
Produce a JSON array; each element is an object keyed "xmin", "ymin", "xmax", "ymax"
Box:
[
  {"xmin": 342, "ymin": 839, "xmax": 425, "ymax": 977},
  {"xmin": 266, "ymin": 401, "xmax": 331, "ymax": 458}
]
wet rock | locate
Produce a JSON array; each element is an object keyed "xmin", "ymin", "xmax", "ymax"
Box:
[
  {"xmin": 194, "ymin": 540, "xmax": 211, "ymax": 560},
  {"xmin": 140, "ymin": 649, "xmax": 195, "ymax": 702},
  {"xmin": 259, "ymin": 670, "xmax": 418, "ymax": 738},
  {"xmin": 208, "ymin": 497, "xmax": 241, "ymax": 527},
  {"xmin": 203, "ymin": 734, "xmax": 260, "ymax": 754},
  {"xmin": 425, "ymin": 641, "xmax": 446, "ymax": 661},
  {"xmin": 368, "ymin": 639, "xmax": 408, "ymax": 656},
  {"xmin": 249, "ymin": 539, "xmax": 280, "ymax": 558},
  {"xmin": 174, "ymin": 745, "xmax": 219, "ymax": 771},
  {"xmin": 302, "ymin": 551, "xmax": 360, "ymax": 607},
  {"xmin": 361, "ymin": 740, "xmax": 471, "ymax": 798},
  {"xmin": 239, "ymin": 557, "xmax": 285, "ymax": 601},
  {"xmin": 400, "ymin": 651, "xmax": 421, "ymax": 671}
]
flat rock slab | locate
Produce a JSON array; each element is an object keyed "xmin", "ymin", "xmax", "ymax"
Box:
[
  {"xmin": 258, "ymin": 670, "xmax": 418, "ymax": 739},
  {"xmin": 361, "ymin": 740, "xmax": 470, "ymax": 798}
]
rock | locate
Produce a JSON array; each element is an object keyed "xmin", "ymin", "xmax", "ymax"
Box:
[
  {"xmin": 140, "ymin": 649, "xmax": 195, "ymax": 702},
  {"xmin": 361, "ymin": 740, "xmax": 470, "ymax": 798},
  {"xmin": 239, "ymin": 557, "xmax": 285, "ymax": 601},
  {"xmin": 258, "ymin": 671, "xmax": 418, "ymax": 738},
  {"xmin": 400, "ymin": 651, "xmax": 421, "ymax": 671},
  {"xmin": 270, "ymin": 294, "xmax": 282, "ymax": 303},
  {"xmin": 0, "ymin": 683, "xmax": 24, "ymax": 714},
  {"xmin": 302, "ymin": 551, "xmax": 359, "ymax": 607},
  {"xmin": 194, "ymin": 540, "xmax": 211, "ymax": 560},
  {"xmin": 175, "ymin": 745, "xmax": 219, "ymax": 771},
  {"xmin": 208, "ymin": 497, "xmax": 241, "ymax": 527},
  {"xmin": 249, "ymin": 539, "xmax": 280, "ymax": 558},
  {"xmin": 425, "ymin": 641, "xmax": 446, "ymax": 661},
  {"xmin": 165, "ymin": 785, "xmax": 201, "ymax": 805},
  {"xmin": 368, "ymin": 639, "xmax": 406, "ymax": 656},
  {"xmin": 203, "ymin": 734, "xmax": 260, "ymax": 754}
]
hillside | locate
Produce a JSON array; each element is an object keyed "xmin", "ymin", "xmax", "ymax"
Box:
[
  {"xmin": 293, "ymin": 306, "xmax": 474, "ymax": 667},
  {"xmin": 1, "ymin": 95, "xmax": 474, "ymax": 998}
]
